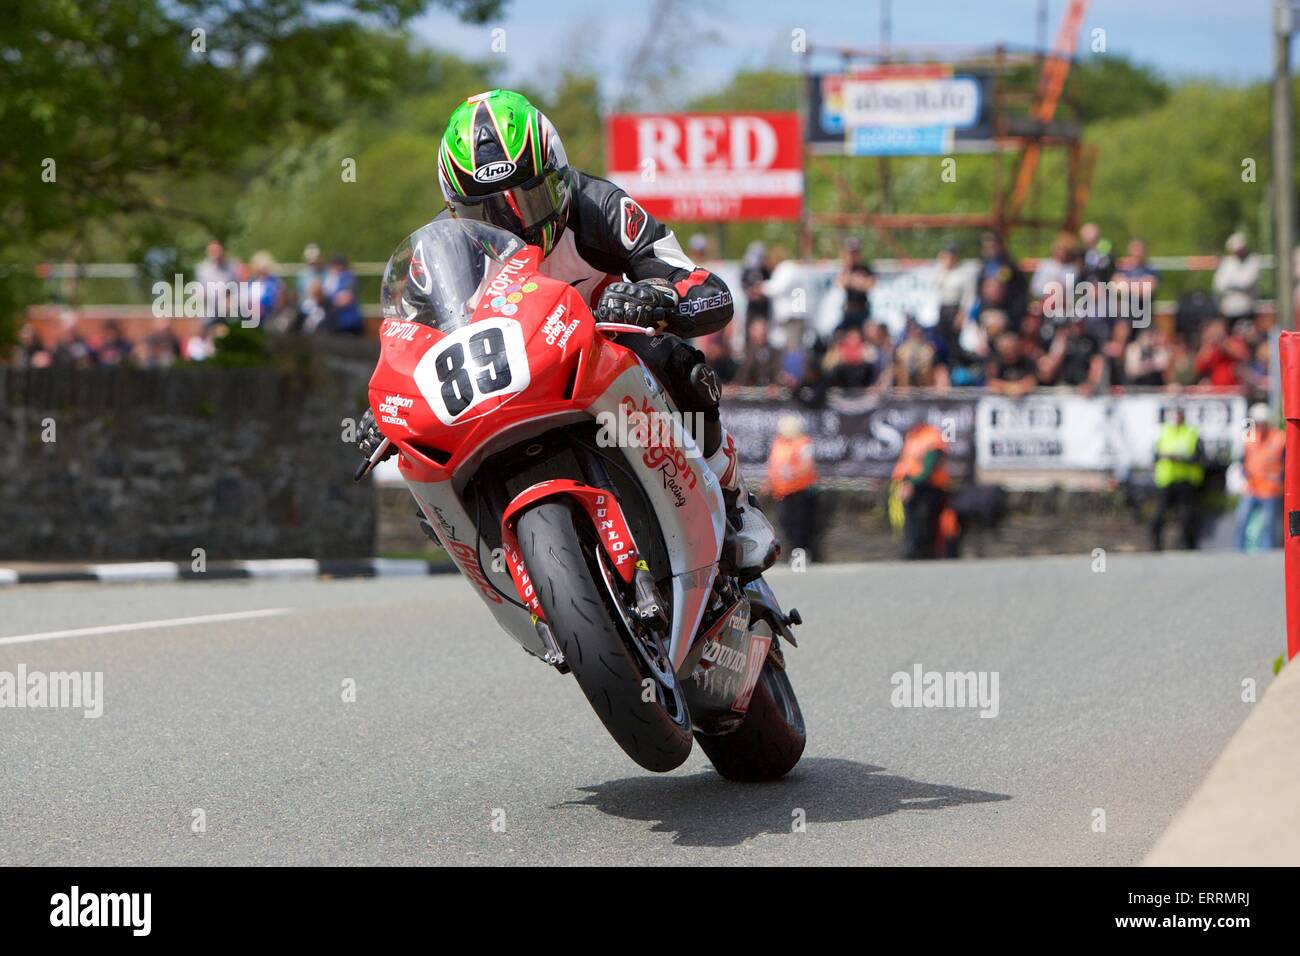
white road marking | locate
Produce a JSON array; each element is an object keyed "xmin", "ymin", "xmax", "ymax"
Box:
[
  {"xmin": 91, "ymin": 562, "xmax": 180, "ymax": 581},
  {"xmin": 0, "ymin": 608, "xmax": 294, "ymax": 647},
  {"xmin": 238, "ymin": 559, "xmax": 319, "ymax": 578},
  {"xmin": 372, "ymin": 558, "xmax": 432, "ymax": 576}
]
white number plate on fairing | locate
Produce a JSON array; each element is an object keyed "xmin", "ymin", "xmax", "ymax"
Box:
[{"xmin": 412, "ymin": 317, "xmax": 531, "ymax": 425}]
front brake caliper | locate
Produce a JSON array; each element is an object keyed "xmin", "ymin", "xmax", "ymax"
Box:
[{"xmin": 632, "ymin": 559, "xmax": 668, "ymax": 625}]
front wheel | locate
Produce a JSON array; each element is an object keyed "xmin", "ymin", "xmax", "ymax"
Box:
[
  {"xmin": 516, "ymin": 499, "xmax": 692, "ymax": 772},
  {"xmin": 694, "ymin": 656, "xmax": 805, "ymax": 781}
]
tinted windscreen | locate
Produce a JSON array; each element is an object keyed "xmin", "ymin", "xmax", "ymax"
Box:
[{"xmin": 380, "ymin": 219, "xmax": 526, "ymax": 333}]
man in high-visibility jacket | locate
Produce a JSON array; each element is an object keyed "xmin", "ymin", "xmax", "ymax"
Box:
[
  {"xmin": 1235, "ymin": 402, "xmax": 1285, "ymax": 551},
  {"xmin": 1150, "ymin": 407, "xmax": 1205, "ymax": 551},
  {"xmin": 892, "ymin": 421, "xmax": 950, "ymax": 560},
  {"xmin": 765, "ymin": 415, "xmax": 820, "ymax": 561}
]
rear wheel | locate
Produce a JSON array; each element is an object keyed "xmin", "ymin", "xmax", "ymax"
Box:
[
  {"xmin": 516, "ymin": 499, "xmax": 692, "ymax": 772},
  {"xmin": 694, "ymin": 654, "xmax": 805, "ymax": 781}
]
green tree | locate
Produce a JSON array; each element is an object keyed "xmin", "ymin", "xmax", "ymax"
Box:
[
  {"xmin": 536, "ymin": 72, "xmax": 606, "ymax": 175},
  {"xmin": 0, "ymin": 0, "xmax": 507, "ymax": 344},
  {"xmin": 687, "ymin": 69, "xmax": 799, "ymax": 113},
  {"xmin": 1061, "ymin": 54, "xmax": 1170, "ymax": 125},
  {"xmin": 232, "ymin": 63, "xmax": 609, "ymax": 266},
  {"xmin": 1084, "ymin": 83, "xmax": 1275, "ymax": 254},
  {"xmin": 231, "ymin": 58, "xmax": 501, "ymax": 257}
]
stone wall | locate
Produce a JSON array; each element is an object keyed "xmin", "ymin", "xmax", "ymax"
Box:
[
  {"xmin": 5, "ymin": 338, "xmax": 1233, "ymax": 565},
  {"xmin": 794, "ymin": 487, "xmax": 1154, "ymax": 562},
  {"xmin": 374, "ymin": 482, "xmax": 1227, "ymax": 564},
  {"xmin": 0, "ymin": 339, "xmax": 378, "ymax": 561}
]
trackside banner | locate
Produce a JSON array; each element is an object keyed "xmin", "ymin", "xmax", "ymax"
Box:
[
  {"xmin": 605, "ymin": 112, "xmax": 804, "ymax": 221},
  {"xmin": 721, "ymin": 391, "xmax": 1246, "ymax": 481},
  {"xmin": 722, "ymin": 393, "xmax": 978, "ymax": 481},
  {"xmin": 805, "ymin": 67, "xmax": 994, "ymax": 156},
  {"xmin": 975, "ymin": 392, "xmax": 1248, "ymax": 471}
]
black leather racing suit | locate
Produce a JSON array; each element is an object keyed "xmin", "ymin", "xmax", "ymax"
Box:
[{"xmin": 538, "ymin": 169, "xmax": 734, "ymax": 458}]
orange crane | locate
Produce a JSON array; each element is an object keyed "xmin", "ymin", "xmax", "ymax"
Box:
[{"xmin": 1007, "ymin": 0, "xmax": 1091, "ymax": 224}]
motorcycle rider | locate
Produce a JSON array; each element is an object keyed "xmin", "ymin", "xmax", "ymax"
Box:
[{"xmin": 358, "ymin": 89, "xmax": 778, "ymax": 578}]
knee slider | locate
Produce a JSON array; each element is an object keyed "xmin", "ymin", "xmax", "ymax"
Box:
[{"xmin": 688, "ymin": 361, "xmax": 721, "ymax": 411}]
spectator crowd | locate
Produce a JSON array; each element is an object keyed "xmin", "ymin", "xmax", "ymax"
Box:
[
  {"xmin": 12, "ymin": 241, "xmax": 366, "ymax": 369},
  {"xmin": 6, "ymin": 226, "xmax": 1282, "ymax": 403},
  {"xmin": 707, "ymin": 225, "xmax": 1277, "ymax": 406}
]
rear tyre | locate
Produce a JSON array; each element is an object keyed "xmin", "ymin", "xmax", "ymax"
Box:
[
  {"xmin": 694, "ymin": 657, "xmax": 805, "ymax": 781},
  {"xmin": 516, "ymin": 500, "xmax": 692, "ymax": 772}
]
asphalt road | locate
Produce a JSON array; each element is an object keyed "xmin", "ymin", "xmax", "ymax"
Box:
[{"xmin": 0, "ymin": 552, "xmax": 1283, "ymax": 865}]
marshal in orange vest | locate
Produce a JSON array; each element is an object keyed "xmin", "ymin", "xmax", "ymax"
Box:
[
  {"xmin": 767, "ymin": 435, "xmax": 818, "ymax": 499},
  {"xmin": 891, "ymin": 422, "xmax": 950, "ymax": 490},
  {"xmin": 1244, "ymin": 427, "xmax": 1285, "ymax": 499}
]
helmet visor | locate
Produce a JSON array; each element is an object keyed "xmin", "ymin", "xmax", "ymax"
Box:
[{"xmin": 447, "ymin": 168, "xmax": 569, "ymax": 242}]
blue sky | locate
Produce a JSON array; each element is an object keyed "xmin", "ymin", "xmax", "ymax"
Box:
[{"xmin": 413, "ymin": 0, "xmax": 1284, "ymax": 104}]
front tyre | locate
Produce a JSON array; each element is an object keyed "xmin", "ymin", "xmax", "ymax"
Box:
[
  {"xmin": 694, "ymin": 657, "xmax": 805, "ymax": 781},
  {"xmin": 516, "ymin": 500, "xmax": 692, "ymax": 772}
]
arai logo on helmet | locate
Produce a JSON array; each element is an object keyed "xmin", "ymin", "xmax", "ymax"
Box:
[{"xmin": 474, "ymin": 161, "xmax": 516, "ymax": 184}]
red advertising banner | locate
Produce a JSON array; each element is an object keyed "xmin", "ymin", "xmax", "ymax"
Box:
[{"xmin": 605, "ymin": 112, "xmax": 804, "ymax": 222}]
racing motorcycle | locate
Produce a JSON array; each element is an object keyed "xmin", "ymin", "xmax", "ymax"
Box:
[{"xmin": 356, "ymin": 218, "xmax": 805, "ymax": 779}]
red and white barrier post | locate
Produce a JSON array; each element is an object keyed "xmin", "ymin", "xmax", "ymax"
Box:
[{"xmin": 1280, "ymin": 331, "xmax": 1300, "ymax": 661}]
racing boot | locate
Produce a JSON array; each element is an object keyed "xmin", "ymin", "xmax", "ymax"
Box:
[{"xmin": 704, "ymin": 431, "xmax": 780, "ymax": 580}]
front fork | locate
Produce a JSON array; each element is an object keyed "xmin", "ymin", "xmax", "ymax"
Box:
[
  {"xmin": 574, "ymin": 445, "xmax": 668, "ymax": 624},
  {"xmin": 497, "ymin": 445, "xmax": 667, "ymax": 637}
]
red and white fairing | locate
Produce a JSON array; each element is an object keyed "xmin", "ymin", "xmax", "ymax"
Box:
[{"xmin": 367, "ymin": 242, "xmax": 725, "ymax": 672}]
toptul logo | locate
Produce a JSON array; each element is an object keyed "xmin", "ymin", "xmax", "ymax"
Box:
[
  {"xmin": 487, "ymin": 256, "xmax": 531, "ymax": 295},
  {"xmin": 474, "ymin": 160, "xmax": 516, "ymax": 184}
]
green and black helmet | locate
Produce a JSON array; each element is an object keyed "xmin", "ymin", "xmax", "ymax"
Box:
[{"xmin": 438, "ymin": 90, "xmax": 572, "ymax": 256}]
